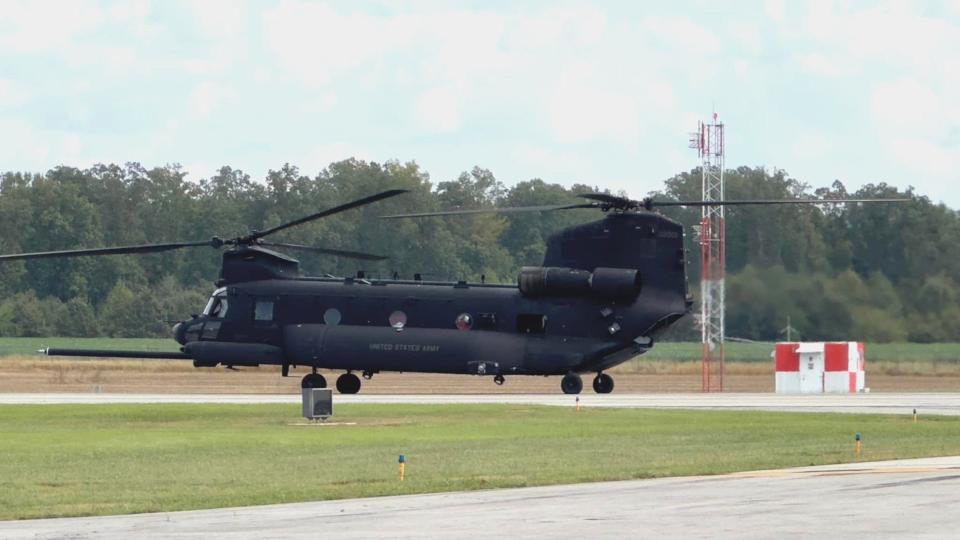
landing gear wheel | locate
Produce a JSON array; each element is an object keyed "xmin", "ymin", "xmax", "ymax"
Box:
[
  {"xmin": 561, "ymin": 373, "xmax": 583, "ymax": 395},
  {"xmin": 494, "ymin": 374, "xmax": 505, "ymax": 385},
  {"xmin": 336, "ymin": 373, "xmax": 362, "ymax": 394},
  {"xmin": 592, "ymin": 373, "xmax": 614, "ymax": 394},
  {"xmin": 301, "ymin": 373, "xmax": 327, "ymax": 389}
]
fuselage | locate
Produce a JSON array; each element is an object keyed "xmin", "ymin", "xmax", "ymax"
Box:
[{"xmin": 174, "ymin": 211, "xmax": 692, "ymax": 377}]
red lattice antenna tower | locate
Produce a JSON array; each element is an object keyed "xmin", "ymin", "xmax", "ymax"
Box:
[{"xmin": 690, "ymin": 113, "xmax": 725, "ymax": 392}]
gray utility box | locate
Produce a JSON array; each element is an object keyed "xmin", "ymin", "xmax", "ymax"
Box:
[{"xmin": 302, "ymin": 388, "xmax": 333, "ymax": 420}]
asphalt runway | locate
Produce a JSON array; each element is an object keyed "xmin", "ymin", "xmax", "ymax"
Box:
[
  {"xmin": 2, "ymin": 456, "xmax": 958, "ymax": 539},
  {"xmin": 2, "ymin": 392, "xmax": 959, "ymax": 415}
]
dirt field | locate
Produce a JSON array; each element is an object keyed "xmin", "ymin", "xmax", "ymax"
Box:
[{"xmin": 1, "ymin": 357, "xmax": 958, "ymax": 394}]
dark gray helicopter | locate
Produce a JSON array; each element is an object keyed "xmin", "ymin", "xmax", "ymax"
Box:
[{"xmin": 0, "ymin": 190, "xmax": 902, "ymax": 394}]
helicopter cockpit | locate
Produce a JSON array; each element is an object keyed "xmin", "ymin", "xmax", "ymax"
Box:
[{"xmin": 174, "ymin": 288, "xmax": 229, "ymax": 345}]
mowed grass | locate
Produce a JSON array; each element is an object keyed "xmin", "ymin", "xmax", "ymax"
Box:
[
  {"xmin": 1, "ymin": 404, "xmax": 959, "ymax": 520},
  {"xmin": 637, "ymin": 341, "xmax": 960, "ymax": 363},
  {"xmin": 0, "ymin": 337, "xmax": 177, "ymax": 356}
]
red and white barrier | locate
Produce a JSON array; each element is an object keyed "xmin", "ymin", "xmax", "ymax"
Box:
[{"xmin": 775, "ymin": 342, "xmax": 865, "ymax": 394}]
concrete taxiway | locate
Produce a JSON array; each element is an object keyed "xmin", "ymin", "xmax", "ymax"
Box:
[
  {"xmin": 1, "ymin": 456, "xmax": 958, "ymax": 539},
  {"xmin": 1, "ymin": 392, "xmax": 959, "ymax": 415}
]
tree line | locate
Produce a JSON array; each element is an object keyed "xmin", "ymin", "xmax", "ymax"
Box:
[{"xmin": 0, "ymin": 160, "xmax": 955, "ymax": 342}]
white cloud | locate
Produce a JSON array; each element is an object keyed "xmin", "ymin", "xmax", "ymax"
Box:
[
  {"xmin": 796, "ymin": 53, "xmax": 848, "ymax": 77},
  {"xmin": 0, "ymin": 79, "xmax": 29, "ymax": 109},
  {"xmin": 107, "ymin": 0, "xmax": 150, "ymax": 24},
  {"xmin": 0, "ymin": 121, "xmax": 91, "ymax": 169},
  {"xmin": 871, "ymin": 79, "xmax": 944, "ymax": 135},
  {"xmin": 0, "ymin": 120, "xmax": 50, "ymax": 163},
  {"xmin": 181, "ymin": 162, "xmax": 220, "ymax": 182},
  {"xmin": 0, "ymin": 0, "xmax": 105, "ymax": 54},
  {"xmin": 106, "ymin": 0, "xmax": 157, "ymax": 39},
  {"xmin": 510, "ymin": 143, "xmax": 588, "ymax": 174},
  {"xmin": 188, "ymin": 0, "xmax": 248, "ymax": 40},
  {"xmin": 800, "ymin": 2, "xmax": 960, "ymax": 70},
  {"xmin": 948, "ymin": 0, "xmax": 960, "ymax": 16},
  {"xmin": 300, "ymin": 92, "xmax": 339, "ymax": 114},
  {"xmin": 790, "ymin": 132, "xmax": 833, "ymax": 161},
  {"xmin": 416, "ymin": 86, "xmax": 462, "ymax": 134},
  {"xmin": 102, "ymin": 47, "xmax": 138, "ymax": 70},
  {"xmin": 640, "ymin": 15, "xmax": 721, "ymax": 55},
  {"xmin": 189, "ymin": 81, "xmax": 237, "ymax": 119},
  {"xmin": 2, "ymin": 1, "xmax": 958, "ymax": 209},
  {"xmin": 262, "ymin": 1, "xmax": 415, "ymax": 86},
  {"xmin": 870, "ymin": 78, "xmax": 959, "ymax": 183},
  {"xmin": 885, "ymin": 137, "xmax": 957, "ymax": 182},
  {"xmin": 765, "ymin": 0, "xmax": 786, "ymax": 22},
  {"xmin": 545, "ymin": 63, "xmax": 642, "ymax": 146},
  {"xmin": 726, "ymin": 21, "xmax": 764, "ymax": 55},
  {"xmin": 62, "ymin": 133, "xmax": 83, "ymax": 160},
  {"xmin": 308, "ymin": 143, "xmax": 373, "ymax": 172}
]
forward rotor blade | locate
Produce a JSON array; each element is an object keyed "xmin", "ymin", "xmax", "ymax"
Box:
[
  {"xmin": 380, "ymin": 203, "xmax": 596, "ymax": 219},
  {"xmin": 0, "ymin": 240, "xmax": 218, "ymax": 261},
  {"xmin": 578, "ymin": 193, "xmax": 638, "ymax": 206},
  {"xmin": 650, "ymin": 198, "xmax": 910, "ymax": 208},
  {"xmin": 259, "ymin": 242, "xmax": 388, "ymax": 261},
  {"xmin": 251, "ymin": 189, "xmax": 409, "ymax": 240}
]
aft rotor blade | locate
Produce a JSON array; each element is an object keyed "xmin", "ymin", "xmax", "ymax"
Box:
[
  {"xmin": 251, "ymin": 189, "xmax": 409, "ymax": 240},
  {"xmin": 650, "ymin": 198, "xmax": 910, "ymax": 208},
  {"xmin": 380, "ymin": 203, "xmax": 597, "ymax": 219},
  {"xmin": 0, "ymin": 240, "xmax": 219, "ymax": 261},
  {"xmin": 259, "ymin": 242, "xmax": 388, "ymax": 261}
]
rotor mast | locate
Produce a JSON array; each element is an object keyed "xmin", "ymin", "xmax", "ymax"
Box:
[{"xmin": 692, "ymin": 113, "xmax": 725, "ymax": 392}]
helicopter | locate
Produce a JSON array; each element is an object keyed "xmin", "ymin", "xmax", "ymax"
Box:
[{"xmin": 0, "ymin": 189, "xmax": 903, "ymax": 394}]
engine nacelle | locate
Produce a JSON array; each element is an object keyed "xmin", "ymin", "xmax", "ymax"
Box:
[
  {"xmin": 589, "ymin": 267, "xmax": 643, "ymax": 299},
  {"xmin": 518, "ymin": 266, "xmax": 641, "ymax": 300},
  {"xmin": 518, "ymin": 267, "xmax": 592, "ymax": 296},
  {"xmin": 186, "ymin": 341, "xmax": 283, "ymax": 367}
]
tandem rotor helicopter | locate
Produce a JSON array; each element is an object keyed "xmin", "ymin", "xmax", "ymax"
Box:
[{"xmin": 0, "ymin": 190, "xmax": 902, "ymax": 394}]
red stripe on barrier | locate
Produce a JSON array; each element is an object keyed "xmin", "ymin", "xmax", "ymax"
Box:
[
  {"xmin": 824, "ymin": 342, "xmax": 849, "ymax": 372},
  {"xmin": 775, "ymin": 342, "xmax": 800, "ymax": 371}
]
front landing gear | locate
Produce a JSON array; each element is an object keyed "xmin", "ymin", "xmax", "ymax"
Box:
[
  {"xmin": 301, "ymin": 373, "xmax": 326, "ymax": 388},
  {"xmin": 592, "ymin": 373, "xmax": 614, "ymax": 394},
  {"xmin": 494, "ymin": 374, "xmax": 505, "ymax": 386},
  {"xmin": 336, "ymin": 373, "xmax": 362, "ymax": 394},
  {"xmin": 561, "ymin": 373, "xmax": 583, "ymax": 394}
]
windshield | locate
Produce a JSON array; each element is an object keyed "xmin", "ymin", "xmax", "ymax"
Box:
[{"xmin": 202, "ymin": 288, "xmax": 229, "ymax": 318}]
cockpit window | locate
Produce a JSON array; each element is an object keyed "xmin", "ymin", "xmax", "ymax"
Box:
[
  {"xmin": 203, "ymin": 289, "xmax": 229, "ymax": 319},
  {"xmin": 207, "ymin": 298, "xmax": 229, "ymax": 318}
]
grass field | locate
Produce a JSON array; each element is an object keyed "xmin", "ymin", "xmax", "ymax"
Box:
[
  {"xmin": 0, "ymin": 337, "xmax": 177, "ymax": 356},
  {"xmin": 1, "ymin": 403, "xmax": 959, "ymax": 520},
  {"xmin": 2, "ymin": 339, "xmax": 960, "ymax": 392},
  {"xmin": 635, "ymin": 341, "xmax": 960, "ymax": 363},
  {"xmin": 2, "ymin": 338, "xmax": 960, "ymax": 363}
]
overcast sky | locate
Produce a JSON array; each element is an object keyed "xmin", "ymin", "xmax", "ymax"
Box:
[{"xmin": 1, "ymin": 0, "xmax": 958, "ymax": 206}]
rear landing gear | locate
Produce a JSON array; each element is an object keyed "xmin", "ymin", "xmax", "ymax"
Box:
[
  {"xmin": 592, "ymin": 372, "xmax": 614, "ymax": 394},
  {"xmin": 336, "ymin": 372, "xmax": 362, "ymax": 394},
  {"xmin": 561, "ymin": 373, "xmax": 583, "ymax": 395},
  {"xmin": 301, "ymin": 373, "xmax": 326, "ymax": 388},
  {"xmin": 494, "ymin": 374, "xmax": 505, "ymax": 385}
]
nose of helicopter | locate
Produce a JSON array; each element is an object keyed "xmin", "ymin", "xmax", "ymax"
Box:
[{"xmin": 173, "ymin": 322, "xmax": 186, "ymax": 345}]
